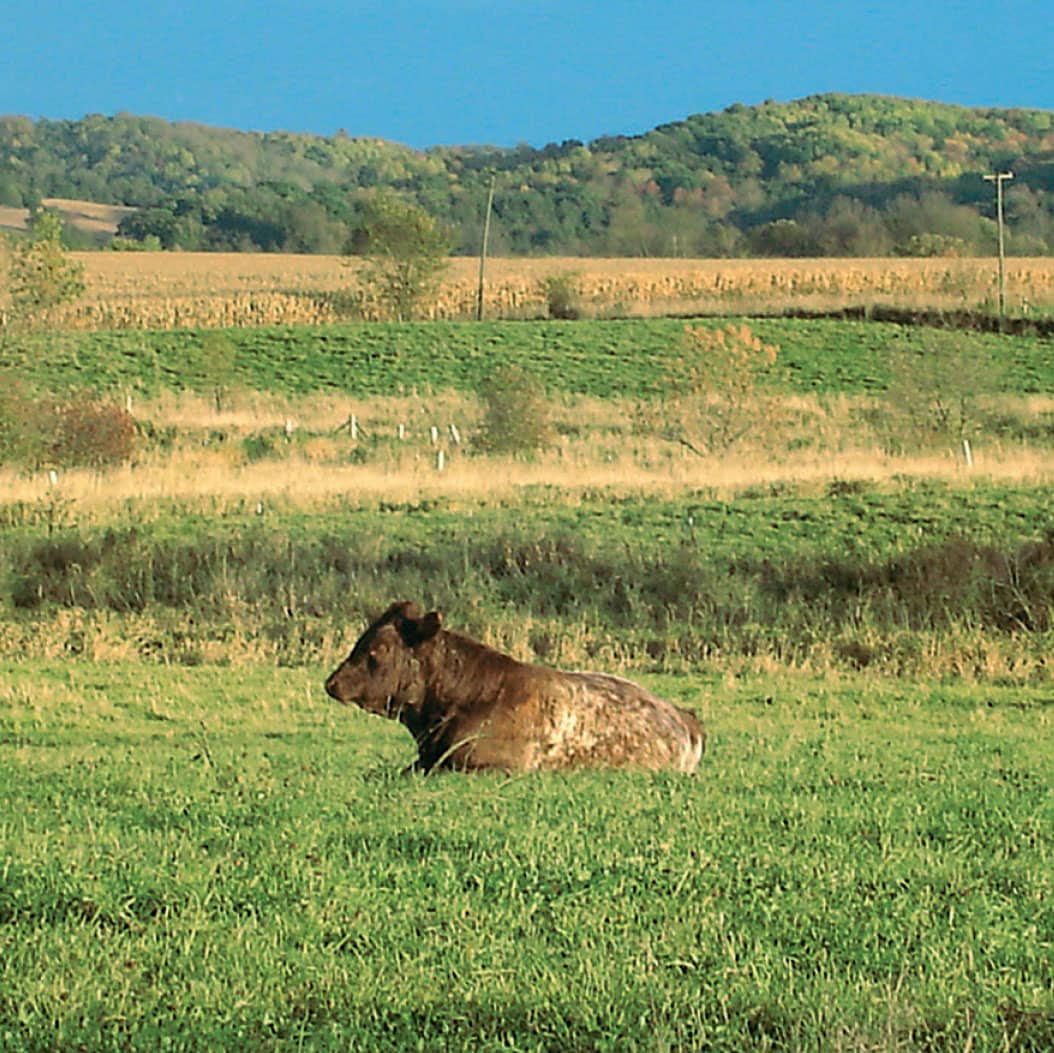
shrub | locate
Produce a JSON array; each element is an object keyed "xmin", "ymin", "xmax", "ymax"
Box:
[
  {"xmin": 241, "ymin": 430, "xmax": 287, "ymax": 463},
  {"xmin": 664, "ymin": 323, "xmax": 782, "ymax": 453},
  {"xmin": 0, "ymin": 390, "xmax": 138, "ymax": 471},
  {"xmin": 49, "ymin": 397, "xmax": 139, "ymax": 469},
  {"xmin": 475, "ymin": 365, "xmax": 556, "ymax": 455},
  {"xmin": 539, "ymin": 273, "xmax": 582, "ymax": 320}
]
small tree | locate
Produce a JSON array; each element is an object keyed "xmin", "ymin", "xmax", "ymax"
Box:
[
  {"xmin": 350, "ymin": 193, "xmax": 452, "ymax": 321},
  {"xmin": 476, "ymin": 365, "xmax": 555, "ymax": 455},
  {"xmin": 539, "ymin": 273, "xmax": 582, "ymax": 320},
  {"xmin": 664, "ymin": 323, "xmax": 781, "ymax": 454},
  {"xmin": 3, "ymin": 209, "xmax": 86, "ymax": 333},
  {"xmin": 881, "ymin": 331, "xmax": 999, "ymax": 451},
  {"xmin": 0, "ymin": 376, "xmax": 46, "ymax": 465},
  {"xmin": 198, "ymin": 331, "xmax": 239, "ymax": 413},
  {"xmin": 50, "ymin": 396, "xmax": 139, "ymax": 470}
]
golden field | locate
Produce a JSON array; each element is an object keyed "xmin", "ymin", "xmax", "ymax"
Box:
[
  {"xmin": 4, "ymin": 388, "xmax": 1052, "ymax": 516},
  {"xmin": 47, "ymin": 252, "xmax": 1054, "ymax": 329}
]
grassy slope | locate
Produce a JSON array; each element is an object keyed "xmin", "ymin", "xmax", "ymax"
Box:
[
  {"xmin": 1, "ymin": 662, "xmax": 1051, "ymax": 1052},
  {"xmin": 0, "ymin": 198, "xmax": 136, "ymax": 238},
  {"xmin": 10, "ymin": 317, "xmax": 1054, "ymax": 398}
]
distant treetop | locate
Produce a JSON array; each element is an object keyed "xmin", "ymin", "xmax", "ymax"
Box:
[{"xmin": 1, "ymin": 94, "xmax": 1050, "ymax": 257}]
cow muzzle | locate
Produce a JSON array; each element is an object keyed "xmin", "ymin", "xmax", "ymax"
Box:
[{"xmin": 324, "ymin": 674, "xmax": 349, "ymax": 703}]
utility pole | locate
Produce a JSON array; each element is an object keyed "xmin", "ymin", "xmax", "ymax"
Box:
[
  {"xmin": 983, "ymin": 171, "xmax": 1013, "ymax": 319},
  {"xmin": 475, "ymin": 174, "xmax": 496, "ymax": 321}
]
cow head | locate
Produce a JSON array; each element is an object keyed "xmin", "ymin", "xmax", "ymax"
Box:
[{"xmin": 324, "ymin": 601, "xmax": 442, "ymax": 718}]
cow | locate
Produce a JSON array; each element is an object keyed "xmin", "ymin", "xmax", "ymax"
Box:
[{"xmin": 324, "ymin": 601, "xmax": 705, "ymax": 773}]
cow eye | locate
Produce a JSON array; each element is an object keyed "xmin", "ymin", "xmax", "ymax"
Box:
[{"xmin": 366, "ymin": 653, "xmax": 379, "ymax": 672}]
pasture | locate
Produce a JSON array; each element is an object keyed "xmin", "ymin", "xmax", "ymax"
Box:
[
  {"xmin": 1, "ymin": 663, "xmax": 1051, "ymax": 1052},
  {"xmin": 8, "ymin": 315, "xmax": 1054, "ymax": 398},
  {"xmin": 1, "ymin": 313, "xmax": 1053, "ymax": 1049}
]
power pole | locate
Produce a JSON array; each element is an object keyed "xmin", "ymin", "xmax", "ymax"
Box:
[
  {"xmin": 476, "ymin": 174, "xmax": 496, "ymax": 321},
  {"xmin": 983, "ymin": 171, "xmax": 1013, "ymax": 319}
]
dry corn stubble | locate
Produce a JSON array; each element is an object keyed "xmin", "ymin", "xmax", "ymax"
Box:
[{"xmin": 56, "ymin": 254, "xmax": 1054, "ymax": 329}]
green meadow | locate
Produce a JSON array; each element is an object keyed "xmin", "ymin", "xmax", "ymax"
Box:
[
  {"xmin": 1, "ymin": 663, "xmax": 1051, "ymax": 1052},
  {"xmin": 8, "ymin": 317, "xmax": 1054, "ymax": 398},
  {"xmin": 2, "ymin": 315, "xmax": 1053, "ymax": 1050}
]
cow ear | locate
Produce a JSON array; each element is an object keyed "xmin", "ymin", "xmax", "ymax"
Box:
[
  {"xmin": 418, "ymin": 610, "xmax": 442, "ymax": 642},
  {"xmin": 400, "ymin": 609, "xmax": 442, "ymax": 647}
]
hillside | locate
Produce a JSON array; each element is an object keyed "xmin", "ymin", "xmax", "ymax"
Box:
[
  {"xmin": 1, "ymin": 95, "xmax": 1052, "ymax": 256},
  {"xmin": 0, "ymin": 197, "xmax": 135, "ymax": 239}
]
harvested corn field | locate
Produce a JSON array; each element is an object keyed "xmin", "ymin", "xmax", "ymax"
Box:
[{"xmin": 47, "ymin": 253, "xmax": 1054, "ymax": 329}]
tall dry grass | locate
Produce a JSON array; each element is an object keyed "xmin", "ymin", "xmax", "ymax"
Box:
[
  {"xmin": 55, "ymin": 253, "xmax": 1054, "ymax": 329},
  {"xmin": 3, "ymin": 389, "xmax": 1052, "ymax": 516}
]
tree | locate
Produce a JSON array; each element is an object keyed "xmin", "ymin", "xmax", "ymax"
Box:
[
  {"xmin": 2, "ymin": 209, "xmax": 86, "ymax": 333},
  {"xmin": 350, "ymin": 193, "xmax": 453, "ymax": 321},
  {"xmin": 197, "ymin": 331, "xmax": 239, "ymax": 413},
  {"xmin": 881, "ymin": 331, "xmax": 1000, "ymax": 451},
  {"xmin": 475, "ymin": 365, "xmax": 555, "ymax": 455},
  {"xmin": 663, "ymin": 324, "xmax": 782, "ymax": 454},
  {"xmin": 116, "ymin": 206, "xmax": 183, "ymax": 249}
]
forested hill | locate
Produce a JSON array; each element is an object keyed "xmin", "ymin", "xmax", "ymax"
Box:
[{"xmin": 1, "ymin": 94, "xmax": 1052, "ymax": 257}]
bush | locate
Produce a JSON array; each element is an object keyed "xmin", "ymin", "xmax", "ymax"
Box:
[
  {"xmin": 0, "ymin": 386, "xmax": 137, "ymax": 470},
  {"xmin": 664, "ymin": 323, "xmax": 782, "ymax": 453},
  {"xmin": 540, "ymin": 273, "xmax": 582, "ymax": 320},
  {"xmin": 475, "ymin": 365, "xmax": 556, "ymax": 455},
  {"xmin": 50, "ymin": 397, "xmax": 139, "ymax": 469}
]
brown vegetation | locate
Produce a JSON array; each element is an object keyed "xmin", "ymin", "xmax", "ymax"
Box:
[
  {"xmin": 0, "ymin": 198, "xmax": 136, "ymax": 237},
  {"xmin": 2, "ymin": 389, "xmax": 1051, "ymax": 514},
  {"xmin": 43, "ymin": 253, "xmax": 1054, "ymax": 329}
]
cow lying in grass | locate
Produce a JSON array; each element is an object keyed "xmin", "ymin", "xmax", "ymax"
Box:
[{"xmin": 325, "ymin": 601, "xmax": 705, "ymax": 773}]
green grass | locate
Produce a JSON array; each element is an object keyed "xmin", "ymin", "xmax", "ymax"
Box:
[
  {"xmin": 1, "ymin": 662, "xmax": 1051, "ymax": 1051},
  {"xmin": 4, "ymin": 480, "xmax": 1054, "ymax": 674},
  {"xmin": 5, "ymin": 317, "xmax": 1054, "ymax": 399},
  {"xmin": 3, "ymin": 315, "xmax": 1054, "ymax": 1049}
]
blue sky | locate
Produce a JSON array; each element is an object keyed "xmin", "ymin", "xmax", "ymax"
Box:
[{"xmin": 4, "ymin": 1, "xmax": 1051, "ymax": 148}]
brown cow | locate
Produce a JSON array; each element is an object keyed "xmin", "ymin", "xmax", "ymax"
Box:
[{"xmin": 324, "ymin": 601, "xmax": 705, "ymax": 773}]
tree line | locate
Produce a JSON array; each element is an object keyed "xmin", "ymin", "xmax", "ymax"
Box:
[{"xmin": 1, "ymin": 94, "xmax": 1052, "ymax": 257}]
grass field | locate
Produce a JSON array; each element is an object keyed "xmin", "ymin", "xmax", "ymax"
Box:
[
  {"xmin": 1, "ymin": 662, "xmax": 1051, "ymax": 1052},
  {"xmin": 8, "ymin": 316, "xmax": 1054, "ymax": 398},
  {"xmin": 38, "ymin": 253, "xmax": 1054, "ymax": 328},
  {"xmin": 4, "ymin": 479, "xmax": 1054, "ymax": 680},
  {"xmin": 2, "ymin": 312, "xmax": 1053, "ymax": 1049}
]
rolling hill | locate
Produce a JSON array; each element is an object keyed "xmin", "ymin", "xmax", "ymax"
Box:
[{"xmin": 1, "ymin": 94, "xmax": 1051, "ymax": 256}]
